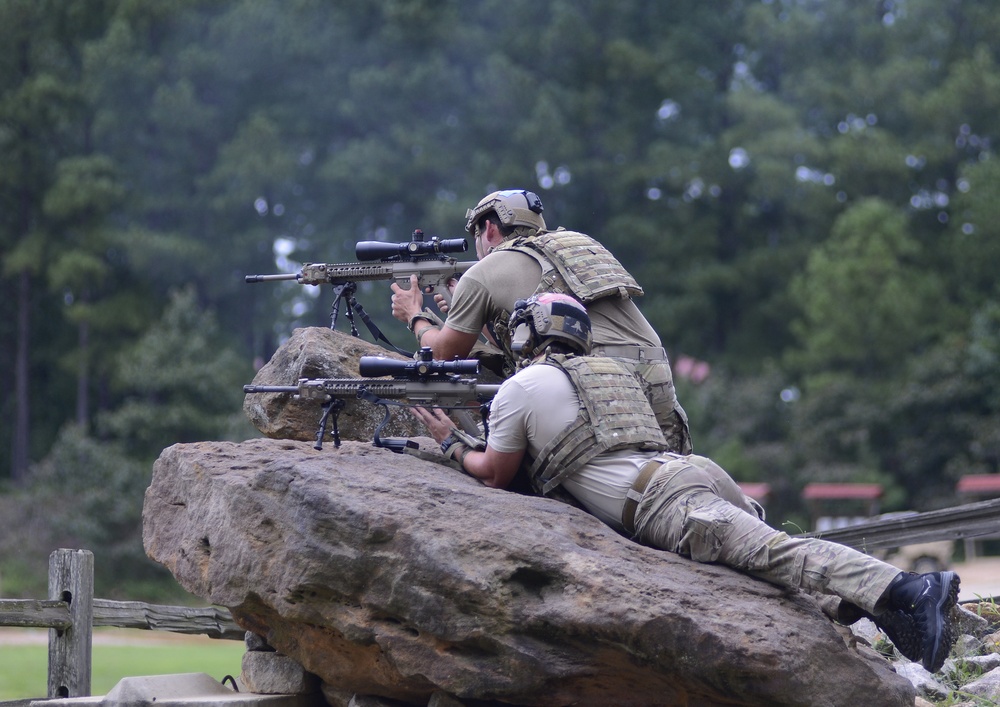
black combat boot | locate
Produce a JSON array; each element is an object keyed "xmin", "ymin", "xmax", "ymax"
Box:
[
  {"xmin": 872, "ymin": 607, "xmax": 923, "ymax": 663},
  {"xmin": 883, "ymin": 571, "xmax": 961, "ymax": 672}
]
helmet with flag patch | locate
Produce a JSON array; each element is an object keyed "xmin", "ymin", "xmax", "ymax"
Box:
[{"xmin": 508, "ymin": 293, "xmax": 592, "ymax": 359}]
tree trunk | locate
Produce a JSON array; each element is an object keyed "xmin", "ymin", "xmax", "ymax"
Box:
[
  {"xmin": 76, "ymin": 317, "xmax": 90, "ymax": 429},
  {"xmin": 12, "ymin": 268, "xmax": 31, "ymax": 482}
]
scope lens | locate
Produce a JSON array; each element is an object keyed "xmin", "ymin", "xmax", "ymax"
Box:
[
  {"xmin": 436, "ymin": 359, "xmax": 479, "ymax": 375},
  {"xmin": 434, "ymin": 238, "xmax": 468, "ymax": 254},
  {"xmin": 356, "ymin": 241, "xmax": 406, "ymax": 261},
  {"xmin": 359, "ymin": 356, "xmax": 410, "ymax": 377}
]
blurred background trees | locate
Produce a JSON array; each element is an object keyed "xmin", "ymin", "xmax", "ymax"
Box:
[{"xmin": 2, "ymin": 0, "xmax": 998, "ymax": 596}]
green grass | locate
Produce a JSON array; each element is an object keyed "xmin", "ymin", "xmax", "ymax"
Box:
[{"xmin": 0, "ymin": 630, "xmax": 245, "ymax": 700}]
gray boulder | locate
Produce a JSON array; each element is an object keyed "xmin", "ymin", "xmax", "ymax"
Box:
[
  {"xmin": 243, "ymin": 328, "xmax": 424, "ymax": 445},
  {"xmin": 143, "ymin": 437, "xmax": 915, "ymax": 706}
]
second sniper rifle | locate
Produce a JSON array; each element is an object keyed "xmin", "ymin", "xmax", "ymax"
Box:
[
  {"xmin": 245, "ymin": 229, "xmax": 474, "ymax": 356},
  {"xmin": 244, "ymin": 348, "xmax": 500, "ymax": 452}
]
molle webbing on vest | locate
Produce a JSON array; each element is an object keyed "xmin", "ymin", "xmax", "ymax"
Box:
[
  {"xmin": 498, "ymin": 229, "xmax": 644, "ymax": 303},
  {"xmin": 489, "ymin": 229, "xmax": 643, "ymax": 363},
  {"xmin": 527, "ymin": 355, "xmax": 667, "ymax": 495}
]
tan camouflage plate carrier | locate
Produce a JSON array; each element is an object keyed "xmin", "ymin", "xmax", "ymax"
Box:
[
  {"xmin": 490, "ymin": 229, "xmax": 644, "ymax": 362},
  {"xmin": 525, "ymin": 354, "xmax": 667, "ymax": 495}
]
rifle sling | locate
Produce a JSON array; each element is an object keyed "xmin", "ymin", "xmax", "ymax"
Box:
[{"xmin": 350, "ymin": 299, "xmax": 414, "ymax": 357}]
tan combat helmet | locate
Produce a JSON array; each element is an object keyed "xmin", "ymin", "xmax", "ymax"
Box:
[
  {"xmin": 508, "ymin": 293, "xmax": 592, "ymax": 360},
  {"xmin": 464, "ymin": 189, "xmax": 546, "ymax": 235}
]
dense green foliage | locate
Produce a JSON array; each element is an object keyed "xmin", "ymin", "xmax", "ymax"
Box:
[{"xmin": 2, "ymin": 0, "xmax": 998, "ymax": 592}]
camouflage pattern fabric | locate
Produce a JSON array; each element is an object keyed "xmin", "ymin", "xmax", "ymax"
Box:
[
  {"xmin": 489, "ymin": 228, "xmax": 641, "ymax": 363},
  {"xmin": 495, "ymin": 228, "xmax": 643, "ymax": 303},
  {"xmin": 632, "ymin": 455, "xmax": 901, "ymax": 613},
  {"xmin": 526, "ymin": 355, "xmax": 666, "ymax": 495},
  {"xmin": 614, "ymin": 356, "xmax": 692, "ymax": 454}
]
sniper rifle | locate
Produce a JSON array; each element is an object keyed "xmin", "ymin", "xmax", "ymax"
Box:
[
  {"xmin": 245, "ymin": 229, "xmax": 473, "ymax": 356},
  {"xmin": 244, "ymin": 348, "xmax": 499, "ymax": 452}
]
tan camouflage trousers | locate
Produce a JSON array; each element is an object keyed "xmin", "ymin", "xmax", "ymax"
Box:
[
  {"xmin": 632, "ymin": 455, "xmax": 901, "ymax": 614},
  {"xmin": 613, "ymin": 357, "xmax": 693, "ymax": 455}
]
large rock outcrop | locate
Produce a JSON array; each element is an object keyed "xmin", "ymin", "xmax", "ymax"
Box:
[{"xmin": 143, "ymin": 437, "xmax": 915, "ymax": 707}]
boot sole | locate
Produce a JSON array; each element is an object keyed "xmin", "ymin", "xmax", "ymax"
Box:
[{"xmin": 921, "ymin": 571, "xmax": 960, "ymax": 672}]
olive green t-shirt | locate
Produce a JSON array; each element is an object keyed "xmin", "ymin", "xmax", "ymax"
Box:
[{"xmin": 445, "ymin": 249, "xmax": 660, "ymax": 348}]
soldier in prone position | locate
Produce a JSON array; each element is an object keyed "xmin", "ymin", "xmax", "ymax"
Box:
[{"xmin": 412, "ymin": 293, "xmax": 962, "ymax": 675}]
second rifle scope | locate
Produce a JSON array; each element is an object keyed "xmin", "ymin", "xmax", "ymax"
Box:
[{"xmin": 359, "ymin": 355, "xmax": 479, "ymax": 379}]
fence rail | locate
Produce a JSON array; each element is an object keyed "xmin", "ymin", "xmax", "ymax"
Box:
[
  {"xmin": 0, "ymin": 597, "xmax": 243, "ymax": 637},
  {"xmin": 800, "ymin": 496, "xmax": 1000, "ymax": 551},
  {"xmin": 0, "ymin": 549, "xmax": 242, "ymax": 703}
]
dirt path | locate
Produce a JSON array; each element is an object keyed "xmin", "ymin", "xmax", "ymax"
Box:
[{"xmin": 951, "ymin": 556, "xmax": 1000, "ymax": 602}]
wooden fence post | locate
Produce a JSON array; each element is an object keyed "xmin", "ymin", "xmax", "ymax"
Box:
[{"xmin": 47, "ymin": 549, "xmax": 94, "ymax": 698}]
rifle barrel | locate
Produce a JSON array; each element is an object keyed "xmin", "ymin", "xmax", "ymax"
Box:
[
  {"xmin": 245, "ymin": 273, "xmax": 300, "ymax": 283},
  {"xmin": 244, "ymin": 384, "xmax": 300, "ymax": 394}
]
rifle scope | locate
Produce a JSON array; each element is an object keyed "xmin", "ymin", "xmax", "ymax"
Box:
[
  {"xmin": 356, "ymin": 231, "xmax": 467, "ymax": 262},
  {"xmin": 359, "ymin": 355, "xmax": 479, "ymax": 379}
]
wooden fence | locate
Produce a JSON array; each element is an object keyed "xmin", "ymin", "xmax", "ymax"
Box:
[{"xmin": 0, "ymin": 549, "xmax": 242, "ymax": 705}]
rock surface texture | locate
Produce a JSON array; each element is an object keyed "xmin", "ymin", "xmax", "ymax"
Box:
[
  {"xmin": 143, "ymin": 437, "xmax": 916, "ymax": 706},
  {"xmin": 243, "ymin": 328, "xmax": 424, "ymax": 445}
]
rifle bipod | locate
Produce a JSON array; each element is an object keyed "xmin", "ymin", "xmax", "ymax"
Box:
[
  {"xmin": 329, "ymin": 282, "xmax": 412, "ymax": 357},
  {"xmin": 314, "ymin": 397, "xmax": 346, "ymax": 450},
  {"xmin": 311, "ymin": 392, "xmax": 415, "ymax": 453}
]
